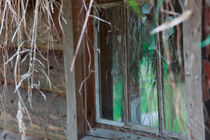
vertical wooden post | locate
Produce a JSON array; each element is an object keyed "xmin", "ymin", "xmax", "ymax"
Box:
[
  {"xmin": 63, "ymin": 0, "xmax": 78, "ymax": 139},
  {"xmin": 183, "ymin": 0, "xmax": 205, "ymax": 139}
]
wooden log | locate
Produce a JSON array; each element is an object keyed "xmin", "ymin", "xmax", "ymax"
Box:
[
  {"xmin": 0, "ymin": 50, "xmax": 65, "ymax": 96},
  {"xmin": 0, "ymin": 85, "xmax": 67, "ymax": 140}
]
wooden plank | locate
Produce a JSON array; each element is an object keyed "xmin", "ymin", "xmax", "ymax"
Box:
[
  {"xmin": 72, "ymin": 0, "xmax": 86, "ymax": 138},
  {"xmin": 86, "ymin": 128, "xmax": 156, "ymax": 140},
  {"xmin": 94, "ymin": 10, "xmax": 101, "ymax": 123},
  {"xmin": 0, "ymin": 85, "xmax": 67, "ymax": 140},
  {"xmin": 0, "ymin": 43, "xmax": 63, "ymax": 51},
  {"xmin": 183, "ymin": 0, "xmax": 205, "ymax": 140},
  {"xmin": 156, "ymin": 26, "xmax": 165, "ymax": 136},
  {"xmin": 0, "ymin": 50, "xmax": 65, "ymax": 96},
  {"xmin": 86, "ymin": 0, "xmax": 97, "ymax": 131},
  {"xmin": 123, "ymin": 2, "xmax": 129, "ymax": 125},
  {"xmin": 81, "ymin": 136, "xmax": 108, "ymax": 140},
  {"xmin": 63, "ymin": 0, "xmax": 78, "ymax": 139},
  {"xmin": 0, "ymin": 130, "xmax": 40, "ymax": 140}
]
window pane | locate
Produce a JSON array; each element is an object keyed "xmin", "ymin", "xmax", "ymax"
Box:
[
  {"xmin": 162, "ymin": 26, "xmax": 187, "ymax": 134},
  {"xmin": 97, "ymin": 5, "xmax": 124, "ymax": 121},
  {"xmin": 95, "ymin": 2, "xmax": 187, "ymax": 134},
  {"xmin": 127, "ymin": 5, "xmax": 159, "ymax": 128}
]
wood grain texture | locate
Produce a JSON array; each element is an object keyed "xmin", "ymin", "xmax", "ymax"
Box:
[
  {"xmin": 183, "ymin": 0, "xmax": 205, "ymax": 139},
  {"xmin": 0, "ymin": 50, "xmax": 65, "ymax": 96},
  {"xmin": 81, "ymin": 136, "xmax": 108, "ymax": 140},
  {"xmin": 63, "ymin": 0, "xmax": 78, "ymax": 139},
  {"xmin": 72, "ymin": 0, "xmax": 86, "ymax": 138},
  {"xmin": 85, "ymin": 1, "xmax": 97, "ymax": 131},
  {"xmin": 0, "ymin": 85, "xmax": 66, "ymax": 140},
  {"xmin": 86, "ymin": 128, "xmax": 156, "ymax": 140}
]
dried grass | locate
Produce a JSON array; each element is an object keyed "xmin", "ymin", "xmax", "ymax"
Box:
[
  {"xmin": 0, "ymin": 0, "xmax": 204, "ymax": 139},
  {"xmin": 0, "ymin": 0, "xmax": 63, "ymax": 139}
]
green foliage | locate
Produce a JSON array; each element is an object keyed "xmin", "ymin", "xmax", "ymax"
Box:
[{"xmin": 127, "ymin": 0, "xmax": 142, "ymax": 16}]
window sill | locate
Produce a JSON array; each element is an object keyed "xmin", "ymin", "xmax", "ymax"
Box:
[{"xmin": 81, "ymin": 128, "xmax": 157, "ymax": 140}]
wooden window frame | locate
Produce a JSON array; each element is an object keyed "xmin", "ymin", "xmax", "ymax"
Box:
[
  {"xmin": 93, "ymin": 1, "xmax": 183, "ymax": 139},
  {"xmin": 62, "ymin": 0, "xmax": 205, "ymax": 140},
  {"xmin": 83, "ymin": 0, "xmax": 205, "ymax": 140}
]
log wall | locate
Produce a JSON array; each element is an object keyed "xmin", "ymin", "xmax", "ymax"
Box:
[{"xmin": 0, "ymin": 85, "xmax": 66, "ymax": 140}]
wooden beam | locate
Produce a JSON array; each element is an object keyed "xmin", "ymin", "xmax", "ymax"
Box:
[
  {"xmin": 183, "ymin": 0, "xmax": 205, "ymax": 139},
  {"xmin": 72, "ymin": 0, "xmax": 86, "ymax": 138},
  {"xmin": 63, "ymin": 0, "xmax": 78, "ymax": 139}
]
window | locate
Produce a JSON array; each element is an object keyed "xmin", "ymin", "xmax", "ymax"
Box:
[{"xmin": 94, "ymin": 1, "xmax": 187, "ymax": 139}]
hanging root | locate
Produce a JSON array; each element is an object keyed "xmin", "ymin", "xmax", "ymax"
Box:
[{"xmin": 0, "ymin": 0, "xmax": 64, "ymax": 139}]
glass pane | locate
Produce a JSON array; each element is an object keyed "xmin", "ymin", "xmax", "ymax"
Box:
[
  {"xmin": 162, "ymin": 25, "xmax": 187, "ymax": 134},
  {"xmin": 127, "ymin": 4, "xmax": 159, "ymax": 128},
  {"xmin": 97, "ymin": 5, "xmax": 124, "ymax": 121}
]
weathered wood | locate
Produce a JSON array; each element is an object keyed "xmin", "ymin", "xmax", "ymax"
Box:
[
  {"xmin": 0, "ymin": 130, "xmax": 40, "ymax": 140},
  {"xmin": 0, "ymin": 85, "xmax": 66, "ymax": 140},
  {"xmin": 0, "ymin": 50, "xmax": 65, "ymax": 96},
  {"xmin": 63, "ymin": 0, "xmax": 78, "ymax": 139},
  {"xmin": 81, "ymin": 136, "xmax": 108, "ymax": 140},
  {"xmin": 0, "ymin": 43, "xmax": 63, "ymax": 51},
  {"xmin": 86, "ymin": 2, "xmax": 97, "ymax": 132},
  {"xmin": 72, "ymin": 0, "xmax": 86, "ymax": 138},
  {"xmin": 123, "ymin": 3, "xmax": 128, "ymax": 125},
  {"xmin": 95, "ymin": 122, "xmax": 164, "ymax": 139},
  {"xmin": 156, "ymin": 24, "xmax": 165, "ymax": 136},
  {"xmin": 86, "ymin": 128, "xmax": 156, "ymax": 140},
  {"xmin": 183, "ymin": 0, "xmax": 205, "ymax": 139},
  {"xmin": 0, "ymin": 0, "xmax": 63, "ymax": 51}
]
